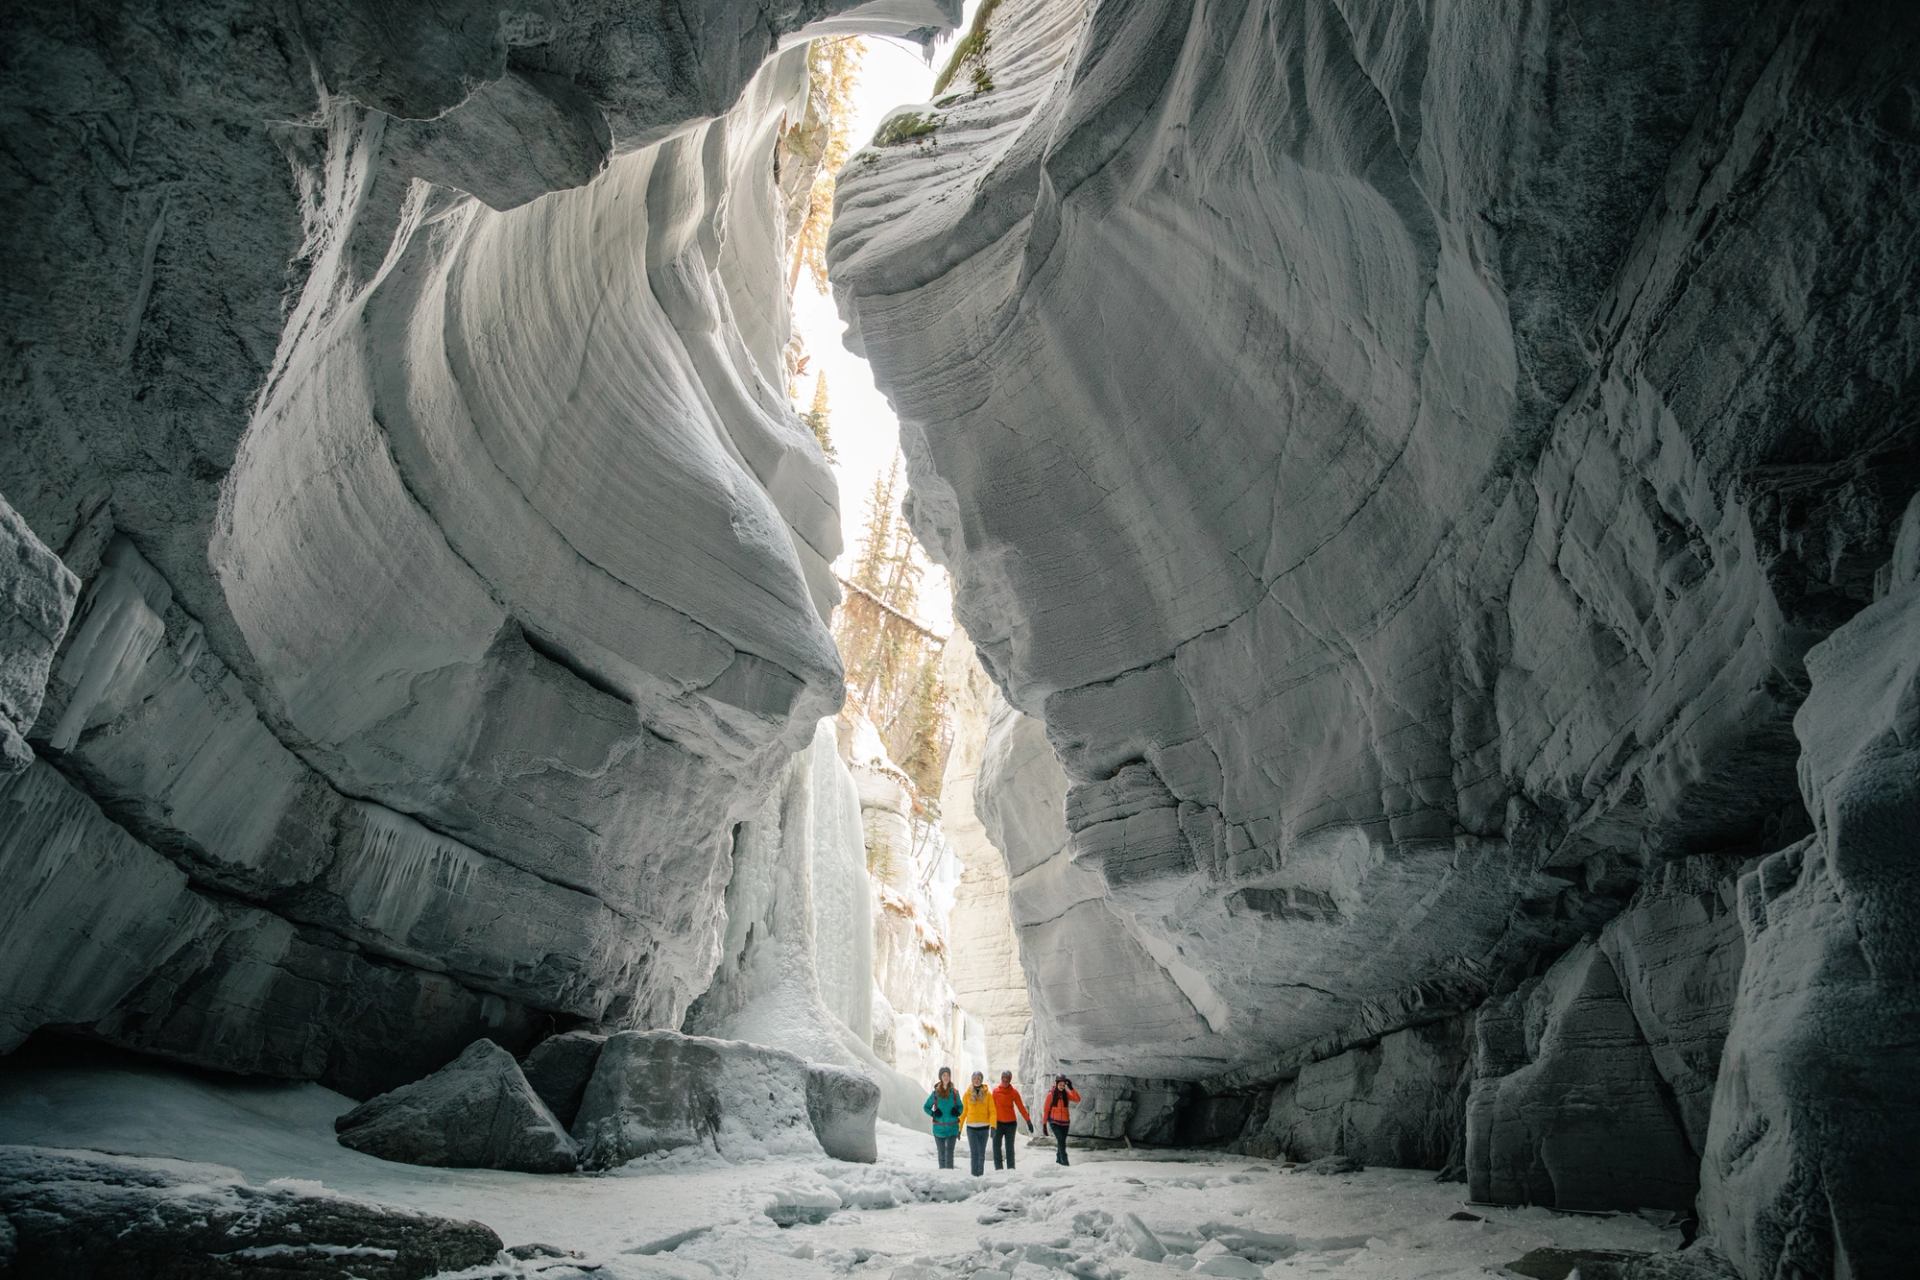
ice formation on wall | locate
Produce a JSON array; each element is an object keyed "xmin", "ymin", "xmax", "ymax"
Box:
[
  {"xmin": 685, "ymin": 720, "xmax": 926, "ymax": 1127},
  {"xmin": 939, "ymin": 636, "xmax": 1034, "ymax": 1078}
]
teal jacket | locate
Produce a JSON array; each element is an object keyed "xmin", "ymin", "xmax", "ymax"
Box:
[{"xmin": 923, "ymin": 1088, "xmax": 963, "ymax": 1138}]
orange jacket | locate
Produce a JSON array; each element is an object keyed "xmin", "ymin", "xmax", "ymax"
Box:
[
  {"xmin": 1044, "ymin": 1086, "xmax": 1080, "ymax": 1125},
  {"xmin": 992, "ymin": 1083, "xmax": 1031, "ymax": 1124}
]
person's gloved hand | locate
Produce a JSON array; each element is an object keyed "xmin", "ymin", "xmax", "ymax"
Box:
[{"xmin": 1027, "ymin": 1122, "xmax": 1034, "ymax": 1134}]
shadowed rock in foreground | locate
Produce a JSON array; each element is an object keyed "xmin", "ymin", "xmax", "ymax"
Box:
[{"xmin": 0, "ymin": 1145, "xmax": 503, "ymax": 1279}]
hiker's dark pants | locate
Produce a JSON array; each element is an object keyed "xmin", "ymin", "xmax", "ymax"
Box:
[
  {"xmin": 993, "ymin": 1120, "xmax": 1019, "ymax": 1169},
  {"xmin": 1050, "ymin": 1121, "xmax": 1070, "ymax": 1165},
  {"xmin": 966, "ymin": 1125, "xmax": 990, "ymax": 1176},
  {"xmin": 934, "ymin": 1134, "xmax": 956, "ymax": 1168}
]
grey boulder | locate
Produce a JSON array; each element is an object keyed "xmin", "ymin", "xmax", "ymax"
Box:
[
  {"xmin": 806, "ymin": 1064, "xmax": 883, "ymax": 1163},
  {"xmin": 521, "ymin": 1030, "xmax": 610, "ymax": 1130},
  {"xmin": 335, "ymin": 1039, "xmax": 577, "ymax": 1173},
  {"xmin": 571, "ymin": 1030, "xmax": 878, "ymax": 1168}
]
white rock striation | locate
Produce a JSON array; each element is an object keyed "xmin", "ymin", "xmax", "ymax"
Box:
[{"xmin": 0, "ymin": 0, "xmax": 957, "ymax": 1091}]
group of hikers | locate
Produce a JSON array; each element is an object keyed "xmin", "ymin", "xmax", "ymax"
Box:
[{"xmin": 922, "ymin": 1068, "xmax": 1081, "ymax": 1175}]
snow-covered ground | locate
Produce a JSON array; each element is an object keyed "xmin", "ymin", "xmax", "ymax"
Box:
[{"xmin": 0, "ymin": 1053, "xmax": 1679, "ymax": 1278}]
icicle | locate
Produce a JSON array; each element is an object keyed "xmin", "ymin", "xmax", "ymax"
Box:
[{"xmin": 343, "ymin": 803, "xmax": 486, "ymax": 939}]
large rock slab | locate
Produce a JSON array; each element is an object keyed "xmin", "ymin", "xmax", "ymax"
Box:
[
  {"xmin": 0, "ymin": 1145, "xmax": 502, "ymax": 1279},
  {"xmin": 832, "ymin": 0, "xmax": 1920, "ymax": 1099},
  {"xmin": 571, "ymin": 1030, "xmax": 879, "ymax": 1168},
  {"xmin": 334, "ymin": 1039, "xmax": 576, "ymax": 1173}
]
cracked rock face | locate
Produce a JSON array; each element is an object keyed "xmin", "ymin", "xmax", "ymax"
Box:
[
  {"xmin": 0, "ymin": 0, "xmax": 958, "ymax": 1091},
  {"xmin": 832, "ymin": 0, "xmax": 1920, "ymax": 1093}
]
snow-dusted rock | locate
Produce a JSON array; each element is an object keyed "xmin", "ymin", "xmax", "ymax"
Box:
[
  {"xmin": 832, "ymin": 0, "xmax": 1920, "ymax": 1111},
  {"xmin": 0, "ymin": 1145, "xmax": 502, "ymax": 1279},
  {"xmin": 806, "ymin": 1065, "xmax": 885, "ymax": 1164},
  {"xmin": 683, "ymin": 719, "xmax": 924, "ymax": 1128},
  {"xmin": 334, "ymin": 1039, "xmax": 576, "ymax": 1173},
  {"xmin": 0, "ymin": 497, "xmax": 76, "ymax": 775},
  {"xmin": 571, "ymin": 1030, "xmax": 878, "ymax": 1168}
]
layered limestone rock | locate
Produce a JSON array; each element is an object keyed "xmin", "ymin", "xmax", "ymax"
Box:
[
  {"xmin": 1238, "ymin": 1017, "xmax": 1472, "ymax": 1172},
  {"xmin": 835, "ymin": 0, "xmax": 1916, "ymax": 1183},
  {"xmin": 941, "ymin": 636, "xmax": 1034, "ymax": 1076},
  {"xmin": 0, "ymin": 0, "xmax": 957, "ymax": 1090}
]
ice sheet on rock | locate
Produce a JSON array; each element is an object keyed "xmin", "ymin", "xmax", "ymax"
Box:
[{"xmin": 684, "ymin": 720, "xmax": 926, "ymax": 1128}]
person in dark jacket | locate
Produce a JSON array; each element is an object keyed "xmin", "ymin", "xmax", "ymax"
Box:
[
  {"xmin": 1044, "ymin": 1075, "xmax": 1081, "ymax": 1166},
  {"xmin": 923, "ymin": 1066, "xmax": 962, "ymax": 1168}
]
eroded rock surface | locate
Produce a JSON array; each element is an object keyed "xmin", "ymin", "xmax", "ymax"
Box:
[
  {"xmin": 334, "ymin": 1039, "xmax": 576, "ymax": 1173},
  {"xmin": 0, "ymin": 496, "xmax": 77, "ymax": 774},
  {"xmin": 832, "ymin": 0, "xmax": 1920, "ymax": 1253}
]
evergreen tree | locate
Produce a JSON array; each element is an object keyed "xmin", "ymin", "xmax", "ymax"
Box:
[
  {"xmin": 801, "ymin": 372, "xmax": 836, "ymax": 461},
  {"xmin": 789, "ymin": 37, "xmax": 864, "ymax": 295},
  {"xmin": 850, "ymin": 454, "xmax": 901, "ymax": 594}
]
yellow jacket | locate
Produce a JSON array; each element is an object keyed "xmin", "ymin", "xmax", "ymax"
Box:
[{"xmin": 960, "ymin": 1086, "xmax": 997, "ymax": 1126}]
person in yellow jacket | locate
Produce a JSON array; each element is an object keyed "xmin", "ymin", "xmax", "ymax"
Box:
[{"xmin": 960, "ymin": 1071, "xmax": 997, "ymax": 1176}]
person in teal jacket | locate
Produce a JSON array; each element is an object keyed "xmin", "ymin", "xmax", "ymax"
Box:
[{"xmin": 923, "ymin": 1066, "xmax": 963, "ymax": 1169}]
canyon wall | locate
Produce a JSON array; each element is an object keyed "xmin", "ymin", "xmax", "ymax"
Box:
[
  {"xmin": 832, "ymin": 0, "xmax": 1920, "ymax": 1265},
  {"xmin": 0, "ymin": 0, "xmax": 956, "ymax": 1095}
]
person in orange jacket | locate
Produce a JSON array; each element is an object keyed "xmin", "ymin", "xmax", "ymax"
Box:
[
  {"xmin": 959, "ymin": 1071, "xmax": 998, "ymax": 1176},
  {"xmin": 990, "ymin": 1071, "xmax": 1033, "ymax": 1170},
  {"xmin": 1044, "ymin": 1075, "xmax": 1081, "ymax": 1166}
]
